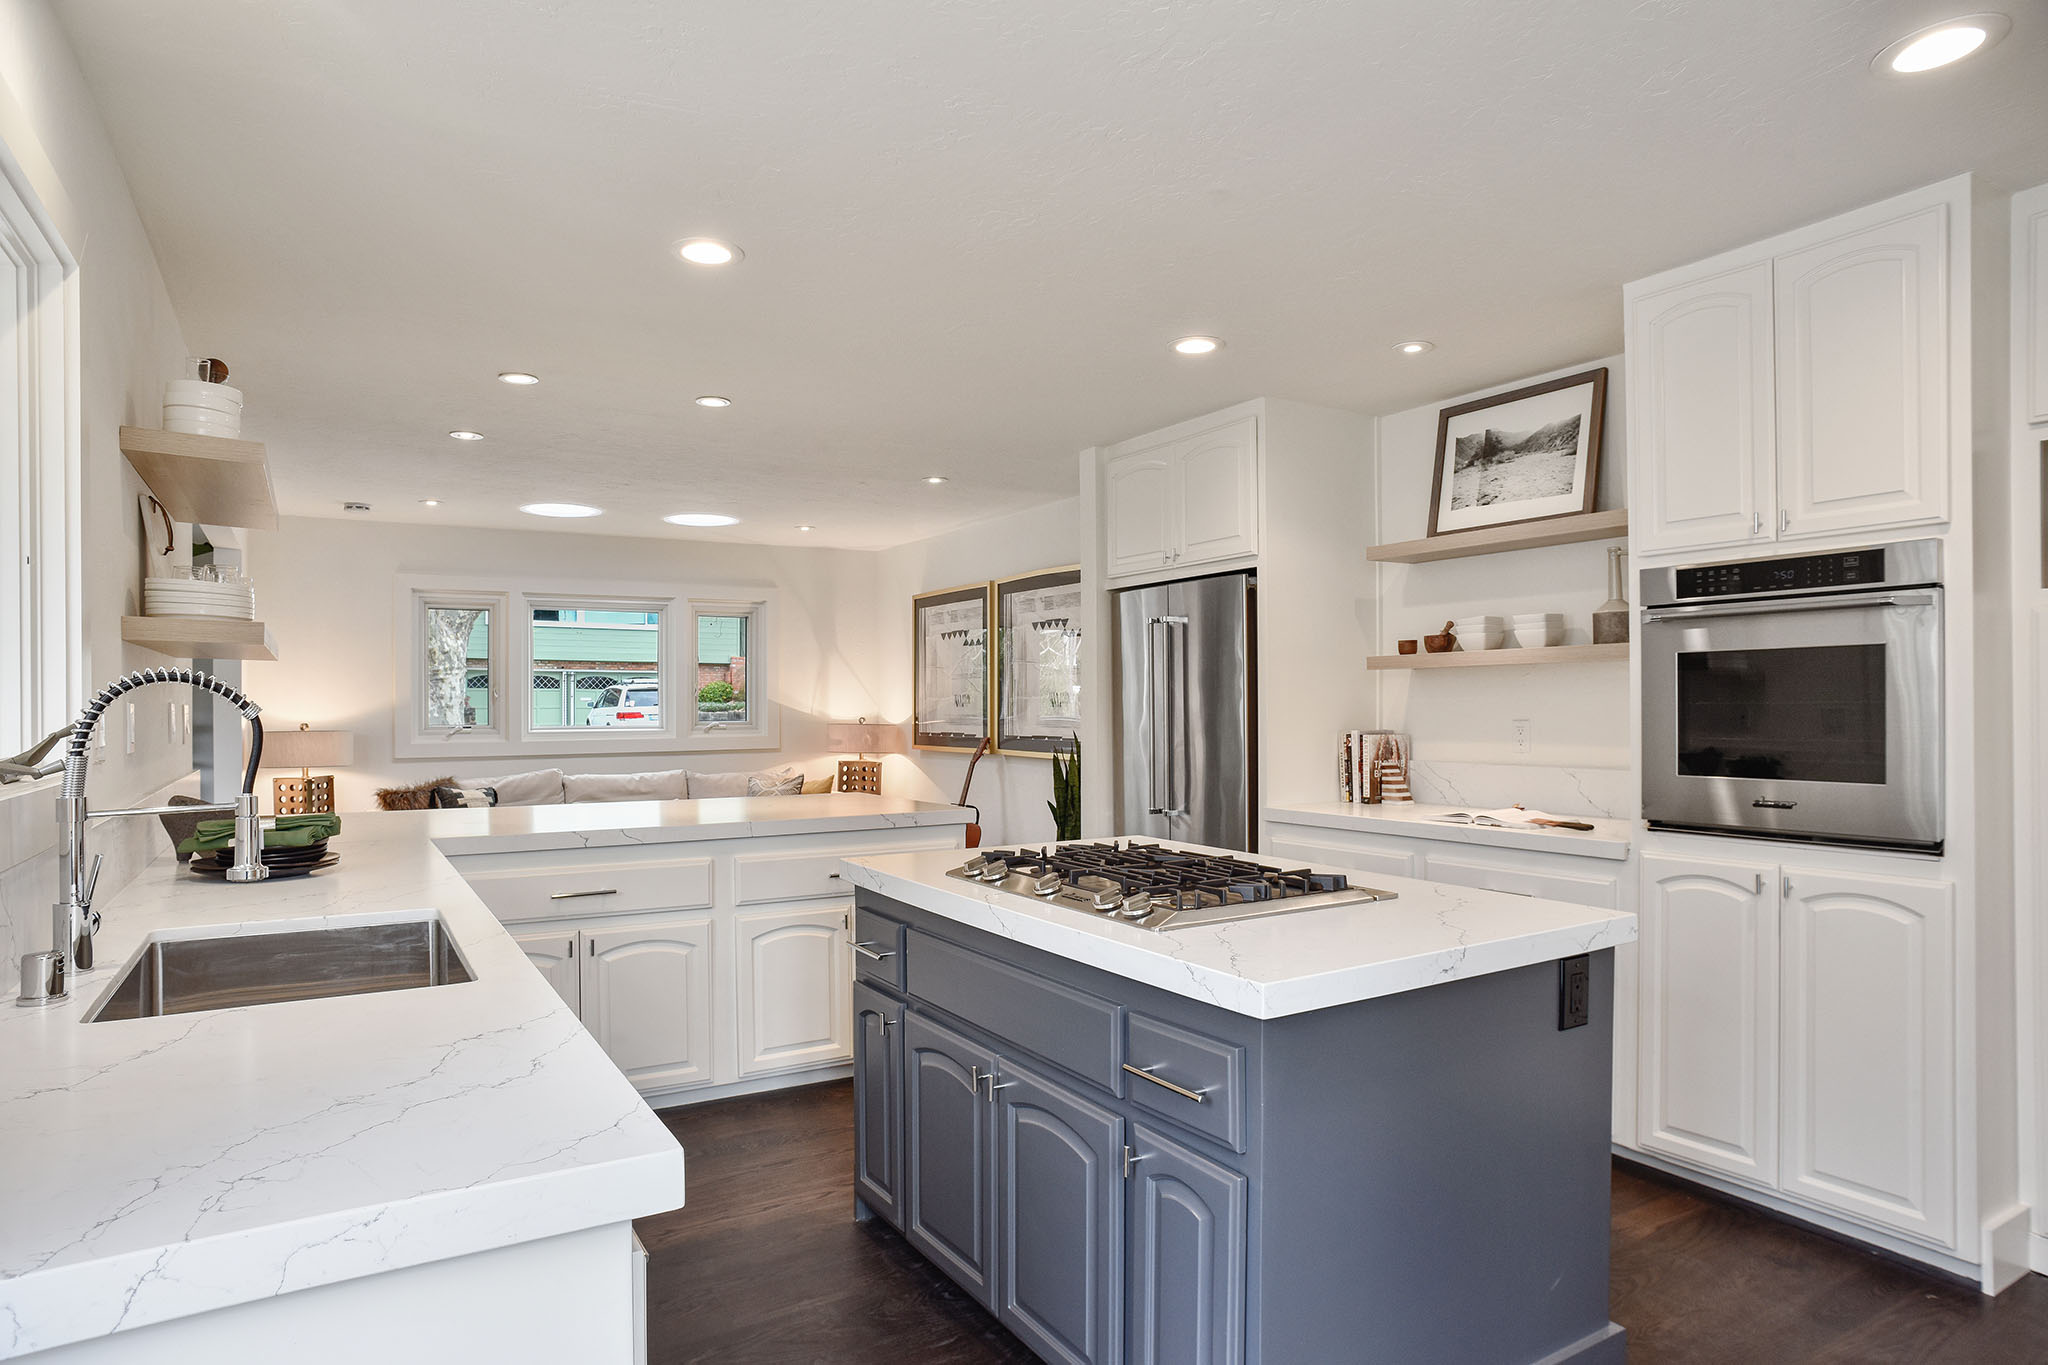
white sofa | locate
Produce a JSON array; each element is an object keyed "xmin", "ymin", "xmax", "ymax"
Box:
[{"xmin": 453, "ymin": 765, "xmax": 813, "ymax": 807}]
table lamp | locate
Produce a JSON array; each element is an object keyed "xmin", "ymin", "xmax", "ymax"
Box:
[
  {"xmin": 825, "ymin": 717, "xmax": 903, "ymax": 795},
  {"xmin": 265, "ymin": 723, "xmax": 355, "ymax": 814}
]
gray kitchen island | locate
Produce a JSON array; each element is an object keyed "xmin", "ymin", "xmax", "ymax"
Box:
[{"xmin": 841, "ymin": 841, "xmax": 1638, "ymax": 1365}]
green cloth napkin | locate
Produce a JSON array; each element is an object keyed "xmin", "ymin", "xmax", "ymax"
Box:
[{"xmin": 177, "ymin": 812, "xmax": 340, "ymax": 854}]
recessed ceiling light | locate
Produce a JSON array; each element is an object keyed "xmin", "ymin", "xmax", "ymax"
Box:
[
  {"xmin": 448, "ymin": 430, "xmax": 484, "ymax": 441},
  {"xmin": 676, "ymin": 238, "xmax": 742, "ymax": 266},
  {"xmin": 497, "ymin": 371, "xmax": 540, "ymax": 385},
  {"xmin": 694, "ymin": 395, "xmax": 733, "ymax": 408},
  {"xmin": 1395, "ymin": 340, "xmax": 1435, "ymax": 355},
  {"xmin": 1172, "ymin": 335, "xmax": 1223, "ymax": 356},
  {"xmin": 520, "ymin": 502, "xmax": 603, "ymax": 518},
  {"xmin": 420, "ymin": 499, "xmax": 441, "ymax": 507},
  {"xmin": 924, "ymin": 476, "xmax": 949, "ymax": 485},
  {"xmin": 795, "ymin": 524, "xmax": 815, "ymax": 532},
  {"xmin": 664, "ymin": 513, "xmax": 741, "ymax": 527},
  {"xmin": 1874, "ymin": 13, "xmax": 2009, "ymax": 73}
]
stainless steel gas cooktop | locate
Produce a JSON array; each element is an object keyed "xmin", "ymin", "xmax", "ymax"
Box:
[{"xmin": 945, "ymin": 841, "xmax": 1396, "ymax": 931}]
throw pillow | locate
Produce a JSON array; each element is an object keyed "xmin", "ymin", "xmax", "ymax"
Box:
[
  {"xmin": 472, "ymin": 768, "xmax": 567, "ymax": 806},
  {"xmin": 686, "ymin": 770, "xmax": 751, "ymax": 798},
  {"xmin": 430, "ymin": 785, "xmax": 497, "ymax": 809},
  {"xmin": 747, "ymin": 767, "xmax": 803, "ymax": 796},
  {"xmin": 375, "ymin": 777, "xmax": 456, "ymax": 811},
  {"xmin": 800, "ymin": 774, "xmax": 834, "ymax": 795},
  {"xmin": 563, "ymin": 769, "xmax": 690, "ymax": 803}
]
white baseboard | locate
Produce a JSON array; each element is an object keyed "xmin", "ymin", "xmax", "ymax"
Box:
[
  {"xmin": 1980, "ymin": 1202, "xmax": 2035, "ymax": 1293},
  {"xmin": 2031, "ymin": 1230, "xmax": 2048, "ymax": 1277},
  {"xmin": 643, "ymin": 1062, "xmax": 852, "ymax": 1111}
]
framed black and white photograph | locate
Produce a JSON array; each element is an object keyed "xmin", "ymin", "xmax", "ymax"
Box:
[
  {"xmin": 993, "ymin": 566, "xmax": 1082, "ymax": 757},
  {"xmin": 912, "ymin": 581, "xmax": 991, "ymax": 751},
  {"xmin": 1427, "ymin": 367, "xmax": 1607, "ymax": 536}
]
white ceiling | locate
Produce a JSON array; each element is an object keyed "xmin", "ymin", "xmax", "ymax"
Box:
[{"xmin": 55, "ymin": 0, "xmax": 2048, "ymax": 549}]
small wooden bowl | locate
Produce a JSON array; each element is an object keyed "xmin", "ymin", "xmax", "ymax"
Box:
[
  {"xmin": 1422, "ymin": 621, "xmax": 1456, "ymax": 653},
  {"xmin": 1397, "ymin": 639, "xmax": 1418, "ymax": 655}
]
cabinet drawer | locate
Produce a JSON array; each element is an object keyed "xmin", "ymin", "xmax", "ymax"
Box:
[
  {"xmin": 852, "ymin": 904, "xmax": 908, "ymax": 992},
  {"xmin": 1123, "ymin": 1013, "xmax": 1247, "ymax": 1153},
  {"xmin": 457, "ymin": 856, "xmax": 714, "ymax": 924},
  {"xmin": 1421, "ymin": 852, "xmax": 1621, "ymax": 909},
  {"xmin": 736, "ymin": 846, "xmax": 933, "ymax": 904},
  {"xmin": 906, "ymin": 930, "xmax": 1122, "ymax": 1092}
]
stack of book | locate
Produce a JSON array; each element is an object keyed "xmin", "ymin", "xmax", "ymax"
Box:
[{"xmin": 1337, "ymin": 730, "xmax": 1411, "ymax": 804}]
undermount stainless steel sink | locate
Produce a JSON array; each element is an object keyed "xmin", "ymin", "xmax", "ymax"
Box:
[{"xmin": 87, "ymin": 917, "xmax": 473, "ymax": 1022}]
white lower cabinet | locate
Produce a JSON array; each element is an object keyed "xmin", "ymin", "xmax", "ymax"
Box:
[
  {"xmin": 1779, "ymin": 868, "xmax": 1955, "ymax": 1244},
  {"xmin": 582, "ymin": 915, "xmax": 718, "ymax": 1094},
  {"xmin": 1637, "ymin": 853, "xmax": 1780, "ymax": 1187},
  {"xmin": 514, "ymin": 929, "xmax": 582, "ymax": 1013},
  {"xmin": 734, "ymin": 905, "xmax": 854, "ymax": 1076},
  {"xmin": 1638, "ymin": 851, "xmax": 1957, "ymax": 1248}
]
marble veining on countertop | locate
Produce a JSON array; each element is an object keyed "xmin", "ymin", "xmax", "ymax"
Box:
[
  {"xmin": 0, "ymin": 814, "xmax": 690, "ymax": 1359},
  {"xmin": 843, "ymin": 843, "xmax": 1636, "ymax": 1020},
  {"xmin": 417, "ymin": 793, "xmax": 970, "ymax": 855},
  {"xmin": 1266, "ymin": 801, "xmax": 1635, "ymax": 859}
]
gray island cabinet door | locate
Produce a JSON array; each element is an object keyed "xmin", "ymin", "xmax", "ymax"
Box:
[
  {"xmin": 1125, "ymin": 1123, "xmax": 1247, "ymax": 1365},
  {"xmin": 852, "ymin": 981, "xmax": 904, "ymax": 1227},
  {"xmin": 994, "ymin": 1059, "xmax": 1124, "ymax": 1365},
  {"xmin": 904, "ymin": 1011, "xmax": 998, "ymax": 1308}
]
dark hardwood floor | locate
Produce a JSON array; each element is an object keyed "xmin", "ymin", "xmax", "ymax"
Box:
[{"xmin": 637, "ymin": 1081, "xmax": 2048, "ymax": 1364}]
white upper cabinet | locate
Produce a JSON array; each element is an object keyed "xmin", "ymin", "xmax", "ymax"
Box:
[
  {"xmin": 1637, "ymin": 852, "xmax": 1780, "ymax": 1188},
  {"xmin": 1774, "ymin": 205, "xmax": 1948, "ymax": 539},
  {"xmin": 1628, "ymin": 179, "xmax": 1961, "ymax": 557},
  {"xmin": 1103, "ymin": 415, "xmax": 1258, "ymax": 582},
  {"xmin": 1625, "ymin": 261, "xmax": 1776, "ymax": 554},
  {"xmin": 1779, "ymin": 867, "xmax": 1955, "ymax": 1246}
]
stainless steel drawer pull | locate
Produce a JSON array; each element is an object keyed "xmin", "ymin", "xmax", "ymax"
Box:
[
  {"xmin": 1123, "ymin": 1063, "xmax": 1208, "ymax": 1104},
  {"xmin": 549, "ymin": 888, "xmax": 618, "ymax": 901},
  {"xmin": 846, "ymin": 937, "xmax": 896, "ymax": 961}
]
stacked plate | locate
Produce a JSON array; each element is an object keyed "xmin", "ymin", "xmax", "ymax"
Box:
[
  {"xmin": 144, "ymin": 576, "xmax": 256, "ymax": 620},
  {"xmin": 190, "ymin": 839, "xmax": 336, "ymax": 880},
  {"xmin": 1451, "ymin": 615, "xmax": 1504, "ymax": 650},
  {"xmin": 163, "ymin": 379, "xmax": 243, "ymax": 438},
  {"xmin": 1512, "ymin": 612, "xmax": 1565, "ymax": 648}
]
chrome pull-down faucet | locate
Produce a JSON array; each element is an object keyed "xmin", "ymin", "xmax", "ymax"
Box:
[{"xmin": 16, "ymin": 668, "xmax": 268, "ymax": 1007}]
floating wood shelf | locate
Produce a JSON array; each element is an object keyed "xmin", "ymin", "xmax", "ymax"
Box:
[
  {"xmin": 122, "ymin": 615, "xmax": 278, "ymax": 662},
  {"xmin": 1367, "ymin": 643, "xmax": 1630, "ymax": 671},
  {"xmin": 1368, "ymin": 509, "xmax": 1628, "ymax": 564},
  {"xmin": 120, "ymin": 426, "xmax": 279, "ymax": 530}
]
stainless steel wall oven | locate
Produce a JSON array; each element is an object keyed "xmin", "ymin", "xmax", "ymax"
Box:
[{"xmin": 1640, "ymin": 539, "xmax": 1942, "ymax": 853}]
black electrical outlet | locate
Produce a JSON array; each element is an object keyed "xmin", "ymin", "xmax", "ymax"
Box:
[{"xmin": 1558, "ymin": 954, "xmax": 1590, "ymax": 1030}]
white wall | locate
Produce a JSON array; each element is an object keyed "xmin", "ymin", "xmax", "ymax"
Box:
[
  {"xmin": 240, "ymin": 517, "xmax": 886, "ymax": 811},
  {"xmin": 0, "ymin": 0, "xmax": 202, "ymax": 989},
  {"xmin": 874, "ymin": 498, "xmax": 1081, "ymax": 847},
  {"xmin": 1370, "ymin": 355, "xmax": 1635, "ymax": 817}
]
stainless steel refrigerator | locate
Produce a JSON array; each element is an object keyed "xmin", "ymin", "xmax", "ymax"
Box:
[{"xmin": 1112, "ymin": 571, "xmax": 1256, "ymax": 849}]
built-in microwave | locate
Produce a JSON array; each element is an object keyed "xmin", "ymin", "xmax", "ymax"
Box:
[{"xmin": 1639, "ymin": 539, "xmax": 1943, "ymax": 853}]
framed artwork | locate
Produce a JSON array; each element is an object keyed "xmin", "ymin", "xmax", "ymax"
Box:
[
  {"xmin": 993, "ymin": 566, "xmax": 1082, "ymax": 757},
  {"xmin": 1427, "ymin": 367, "xmax": 1607, "ymax": 536},
  {"xmin": 912, "ymin": 581, "xmax": 992, "ymax": 751}
]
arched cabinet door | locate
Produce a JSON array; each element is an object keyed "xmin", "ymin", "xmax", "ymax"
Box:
[
  {"xmin": 734, "ymin": 906, "xmax": 851, "ymax": 1076},
  {"xmin": 581, "ymin": 915, "xmax": 716, "ymax": 1094},
  {"xmin": 1125, "ymin": 1122, "xmax": 1247, "ymax": 1365},
  {"xmin": 903, "ymin": 1011, "xmax": 998, "ymax": 1309},
  {"xmin": 1637, "ymin": 852, "xmax": 1779, "ymax": 1187},
  {"xmin": 852, "ymin": 980, "xmax": 905, "ymax": 1227},
  {"xmin": 1780, "ymin": 869, "xmax": 1955, "ymax": 1247}
]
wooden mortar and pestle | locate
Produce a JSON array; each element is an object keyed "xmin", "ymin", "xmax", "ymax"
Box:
[{"xmin": 1422, "ymin": 621, "xmax": 1456, "ymax": 653}]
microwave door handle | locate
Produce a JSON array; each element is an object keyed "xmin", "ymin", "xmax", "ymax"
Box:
[{"xmin": 1641, "ymin": 591, "xmax": 1936, "ymax": 624}]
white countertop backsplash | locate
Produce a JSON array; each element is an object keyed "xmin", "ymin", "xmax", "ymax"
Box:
[
  {"xmin": 1265, "ymin": 801, "xmax": 1635, "ymax": 860},
  {"xmin": 1401, "ymin": 760, "xmax": 1636, "ymax": 821},
  {"xmin": 843, "ymin": 842, "xmax": 1637, "ymax": 1021}
]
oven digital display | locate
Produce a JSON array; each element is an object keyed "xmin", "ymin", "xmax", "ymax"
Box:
[{"xmin": 1676, "ymin": 547, "xmax": 1886, "ymax": 599}]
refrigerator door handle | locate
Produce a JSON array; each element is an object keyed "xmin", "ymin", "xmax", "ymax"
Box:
[
  {"xmin": 1147, "ymin": 617, "xmax": 1170, "ymax": 815},
  {"xmin": 1172, "ymin": 617, "xmax": 1192, "ymax": 817},
  {"xmin": 1148, "ymin": 615, "xmax": 1190, "ymax": 816}
]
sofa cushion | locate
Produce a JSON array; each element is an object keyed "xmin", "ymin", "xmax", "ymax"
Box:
[
  {"xmin": 431, "ymin": 784, "xmax": 497, "ymax": 809},
  {"xmin": 474, "ymin": 768, "xmax": 567, "ymax": 806},
  {"xmin": 562, "ymin": 769, "xmax": 690, "ymax": 803},
  {"xmin": 748, "ymin": 767, "xmax": 804, "ymax": 796},
  {"xmin": 376, "ymin": 777, "xmax": 456, "ymax": 811},
  {"xmin": 685, "ymin": 770, "xmax": 752, "ymax": 798}
]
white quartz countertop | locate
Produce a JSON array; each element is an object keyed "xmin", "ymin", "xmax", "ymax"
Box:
[
  {"xmin": 416, "ymin": 792, "xmax": 970, "ymax": 855},
  {"xmin": 843, "ymin": 842, "xmax": 1637, "ymax": 1020},
  {"xmin": 0, "ymin": 810, "xmax": 693, "ymax": 1358},
  {"xmin": 1266, "ymin": 801, "xmax": 1635, "ymax": 860}
]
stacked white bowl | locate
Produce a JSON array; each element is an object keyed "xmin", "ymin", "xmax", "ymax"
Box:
[
  {"xmin": 163, "ymin": 379, "xmax": 244, "ymax": 438},
  {"xmin": 1512, "ymin": 612, "xmax": 1564, "ymax": 648},
  {"xmin": 1451, "ymin": 614, "xmax": 1504, "ymax": 650},
  {"xmin": 143, "ymin": 575, "xmax": 256, "ymax": 620}
]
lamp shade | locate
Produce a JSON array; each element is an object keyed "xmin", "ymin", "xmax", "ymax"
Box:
[
  {"xmin": 825, "ymin": 719, "xmax": 905, "ymax": 754},
  {"xmin": 263, "ymin": 725, "xmax": 355, "ymax": 770}
]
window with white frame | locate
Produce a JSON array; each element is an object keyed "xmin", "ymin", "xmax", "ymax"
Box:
[
  {"xmin": 394, "ymin": 577, "xmax": 775, "ymax": 759},
  {"xmin": 0, "ymin": 145, "xmax": 79, "ymax": 758}
]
